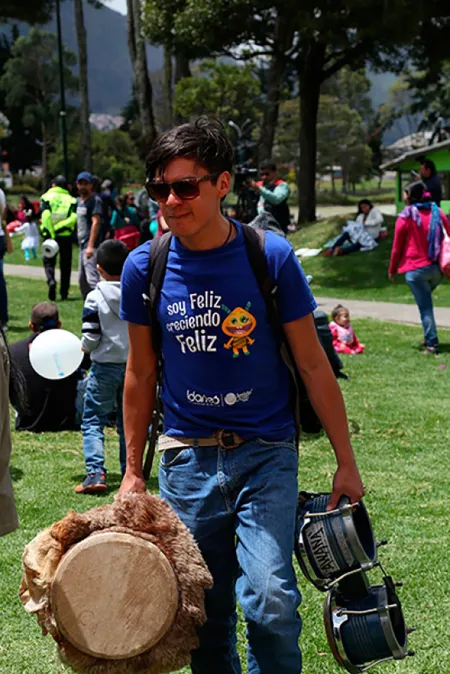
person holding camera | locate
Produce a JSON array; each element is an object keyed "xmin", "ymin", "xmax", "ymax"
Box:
[{"xmin": 248, "ymin": 160, "xmax": 291, "ymax": 233}]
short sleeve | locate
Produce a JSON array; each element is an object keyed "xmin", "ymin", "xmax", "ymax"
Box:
[
  {"xmin": 93, "ymin": 195, "xmax": 104, "ymax": 217},
  {"xmin": 264, "ymin": 232, "xmax": 317, "ymax": 323},
  {"xmin": 120, "ymin": 242, "xmax": 151, "ymax": 326}
]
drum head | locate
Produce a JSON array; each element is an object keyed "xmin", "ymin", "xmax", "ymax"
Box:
[{"xmin": 51, "ymin": 532, "xmax": 178, "ymax": 659}]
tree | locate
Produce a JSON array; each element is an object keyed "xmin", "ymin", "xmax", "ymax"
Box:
[
  {"xmin": 142, "ymin": 0, "xmax": 193, "ymax": 126},
  {"xmin": 174, "ymin": 61, "xmax": 261, "ymax": 131},
  {"xmin": 406, "ymin": 63, "xmax": 450, "ymax": 136},
  {"xmin": 126, "ymin": 0, "xmax": 157, "ymax": 151},
  {"xmin": 48, "ymin": 128, "xmax": 144, "ymax": 189},
  {"xmin": 74, "ymin": 0, "xmax": 93, "ymax": 171},
  {"xmin": 0, "ymin": 0, "xmax": 54, "ymax": 23},
  {"xmin": 0, "ymin": 29, "xmax": 78, "ymax": 187}
]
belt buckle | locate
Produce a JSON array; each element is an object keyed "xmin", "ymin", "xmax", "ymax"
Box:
[{"xmin": 215, "ymin": 430, "xmax": 241, "ymax": 450}]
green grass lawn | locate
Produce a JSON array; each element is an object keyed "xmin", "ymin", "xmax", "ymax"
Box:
[
  {"xmin": 290, "ymin": 216, "xmax": 450, "ymax": 306},
  {"xmin": 1, "ymin": 277, "xmax": 450, "ymax": 672},
  {"xmin": 6, "ymin": 235, "xmax": 79, "ymax": 270}
]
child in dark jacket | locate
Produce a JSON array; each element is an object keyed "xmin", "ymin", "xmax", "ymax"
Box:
[{"xmin": 76, "ymin": 240, "xmax": 129, "ymax": 494}]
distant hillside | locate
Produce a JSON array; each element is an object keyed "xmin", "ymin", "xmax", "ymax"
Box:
[
  {"xmin": 0, "ymin": 0, "xmax": 163, "ymax": 114},
  {"xmin": 0, "ymin": 7, "xmax": 409, "ymax": 143}
]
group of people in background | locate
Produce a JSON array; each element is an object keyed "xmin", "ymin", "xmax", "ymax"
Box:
[
  {"xmin": 0, "ymin": 172, "xmax": 168, "ymax": 329},
  {"xmin": 7, "ymin": 240, "xmax": 131, "ymax": 495}
]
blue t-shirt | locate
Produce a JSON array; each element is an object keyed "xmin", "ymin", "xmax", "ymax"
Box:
[{"xmin": 120, "ymin": 222, "xmax": 317, "ymax": 440}]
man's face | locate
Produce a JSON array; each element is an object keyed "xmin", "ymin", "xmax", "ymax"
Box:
[
  {"xmin": 261, "ymin": 168, "xmax": 276, "ymax": 185},
  {"xmin": 77, "ymin": 179, "xmax": 92, "ymax": 197},
  {"xmin": 420, "ymin": 165, "xmax": 431, "ymax": 179},
  {"xmin": 153, "ymin": 158, "xmax": 230, "ymax": 239}
]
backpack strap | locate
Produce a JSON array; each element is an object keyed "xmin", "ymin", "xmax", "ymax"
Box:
[
  {"xmin": 142, "ymin": 232, "xmax": 172, "ymax": 480},
  {"xmin": 241, "ymin": 224, "xmax": 320, "ymax": 442},
  {"xmin": 146, "ymin": 232, "xmax": 172, "ymax": 354}
]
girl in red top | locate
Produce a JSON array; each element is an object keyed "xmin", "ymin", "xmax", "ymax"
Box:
[{"xmin": 389, "ymin": 181, "xmax": 450, "ymax": 354}]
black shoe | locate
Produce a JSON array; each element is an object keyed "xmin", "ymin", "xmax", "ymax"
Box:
[
  {"xmin": 48, "ymin": 282, "xmax": 56, "ymax": 301},
  {"xmin": 60, "ymin": 295, "xmax": 68, "ymax": 301}
]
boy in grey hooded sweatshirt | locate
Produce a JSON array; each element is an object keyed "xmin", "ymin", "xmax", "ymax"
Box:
[{"xmin": 76, "ymin": 240, "xmax": 129, "ymax": 494}]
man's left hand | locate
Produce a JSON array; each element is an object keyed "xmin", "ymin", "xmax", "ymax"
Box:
[
  {"xmin": 85, "ymin": 245, "xmax": 94, "ymax": 259},
  {"xmin": 327, "ymin": 463, "xmax": 365, "ymax": 511},
  {"xmin": 247, "ymin": 180, "xmax": 259, "ymax": 190}
]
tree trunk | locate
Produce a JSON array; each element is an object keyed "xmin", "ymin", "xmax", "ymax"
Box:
[
  {"xmin": 41, "ymin": 122, "xmax": 47, "ymax": 190},
  {"xmin": 163, "ymin": 41, "xmax": 173, "ymax": 128},
  {"xmin": 258, "ymin": 14, "xmax": 294, "ymax": 161},
  {"xmin": 331, "ymin": 171, "xmax": 335, "ymax": 193},
  {"xmin": 131, "ymin": 0, "xmax": 156, "ymax": 148},
  {"xmin": 173, "ymin": 52, "xmax": 191, "ymax": 124},
  {"xmin": 74, "ymin": 0, "xmax": 92, "ymax": 172},
  {"xmin": 174, "ymin": 52, "xmax": 191, "ymax": 83},
  {"xmin": 297, "ymin": 42, "xmax": 325, "ymax": 224}
]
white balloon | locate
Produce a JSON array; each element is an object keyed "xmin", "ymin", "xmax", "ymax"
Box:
[{"xmin": 29, "ymin": 329, "xmax": 84, "ymax": 380}]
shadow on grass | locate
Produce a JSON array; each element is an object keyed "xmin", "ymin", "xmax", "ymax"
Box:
[
  {"xmin": 10, "ymin": 466, "xmax": 23, "ymax": 482},
  {"xmin": 71, "ymin": 472, "xmax": 159, "ymax": 494},
  {"xmin": 6, "ymin": 325, "xmax": 30, "ymax": 334}
]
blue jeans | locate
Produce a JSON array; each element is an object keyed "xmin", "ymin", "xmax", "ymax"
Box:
[
  {"xmin": 0, "ymin": 237, "xmax": 8, "ymax": 325},
  {"xmin": 159, "ymin": 436, "xmax": 302, "ymax": 674},
  {"xmin": 81, "ymin": 362, "xmax": 126, "ymax": 474},
  {"xmin": 405, "ymin": 263, "xmax": 442, "ymax": 346}
]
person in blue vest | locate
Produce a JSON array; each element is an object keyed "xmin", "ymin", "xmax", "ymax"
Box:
[
  {"xmin": 118, "ymin": 116, "xmax": 364, "ymax": 674},
  {"xmin": 248, "ymin": 160, "xmax": 291, "ymax": 233}
]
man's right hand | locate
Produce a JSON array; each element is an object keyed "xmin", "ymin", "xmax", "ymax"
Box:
[{"xmin": 119, "ymin": 471, "xmax": 146, "ymax": 495}]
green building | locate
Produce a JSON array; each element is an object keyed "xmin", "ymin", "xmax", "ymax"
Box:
[{"xmin": 381, "ymin": 139, "xmax": 450, "ymax": 212}]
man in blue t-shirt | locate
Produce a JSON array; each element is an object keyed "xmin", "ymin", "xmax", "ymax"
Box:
[{"xmin": 119, "ymin": 116, "xmax": 364, "ymax": 674}]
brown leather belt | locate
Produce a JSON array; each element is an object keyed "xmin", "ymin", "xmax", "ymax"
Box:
[{"xmin": 158, "ymin": 430, "xmax": 245, "ymax": 452}]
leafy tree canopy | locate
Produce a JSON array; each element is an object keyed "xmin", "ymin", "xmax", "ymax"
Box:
[{"xmin": 174, "ymin": 61, "xmax": 261, "ymax": 132}]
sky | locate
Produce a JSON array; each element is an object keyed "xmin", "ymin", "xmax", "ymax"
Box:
[{"xmin": 107, "ymin": 0, "xmax": 127, "ymax": 15}]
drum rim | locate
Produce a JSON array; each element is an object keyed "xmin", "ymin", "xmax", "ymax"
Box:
[
  {"xmin": 51, "ymin": 531, "xmax": 179, "ymax": 660},
  {"xmin": 296, "ymin": 499, "xmax": 377, "ymax": 591},
  {"xmin": 323, "ymin": 590, "xmax": 361, "ymax": 674}
]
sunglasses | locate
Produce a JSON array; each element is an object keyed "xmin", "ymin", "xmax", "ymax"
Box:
[
  {"xmin": 261, "ymin": 172, "xmax": 271, "ymax": 177},
  {"xmin": 146, "ymin": 173, "xmax": 219, "ymax": 202}
]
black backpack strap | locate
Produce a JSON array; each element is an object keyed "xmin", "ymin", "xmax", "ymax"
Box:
[
  {"xmin": 145, "ymin": 231, "xmax": 172, "ymax": 353},
  {"xmin": 241, "ymin": 224, "xmax": 321, "ymax": 441},
  {"xmin": 142, "ymin": 232, "xmax": 172, "ymax": 480}
]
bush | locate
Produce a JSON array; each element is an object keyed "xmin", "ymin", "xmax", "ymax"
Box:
[{"xmin": 4, "ymin": 183, "xmax": 39, "ymax": 196}]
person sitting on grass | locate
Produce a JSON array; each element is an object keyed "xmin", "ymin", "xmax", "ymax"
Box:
[
  {"xmin": 325, "ymin": 199, "xmax": 384, "ymax": 256},
  {"xmin": 9, "ymin": 302, "xmax": 88, "ymax": 433},
  {"xmin": 76, "ymin": 239, "xmax": 129, "ymax": 494},
  {"xmin": 329, "ymin": 304, "xmax": 365, "ymax": 355}
]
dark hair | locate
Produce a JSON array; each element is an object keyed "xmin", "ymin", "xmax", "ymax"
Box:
[
  {"xmin": 20, "ymin": 195, "xmax": 34, "ymax": 210},
  {"xmin": 357, "ymin": 199, "xmax": 374, "ymax": 215},
  {"xmin": 52, "ymin": 175, "xmax": 68, "ymax": 190},
  {"xmin": 420, "ymin": 158, "xmax": 437, "ymax": 175},
  {"xmin": 260, "ymin": 160, "xmax": 277, "ymax": 172},
  {"xmin": 146, "ymin": 116, "xmax": 234, "ymax": 182},
  {"xmin": 404, "ymin": 180, "xmax": 429, "ymax": 204},
  {"xmin": 91, "ymin": 175, "xmax": 101, "ymax": 194},
  {"xmin": 30, "ymin": 302, "xmax": 59, "ymax": 332},
  {"xmin": 331, "ymin": 304, "xmax": 349, "ymax": 321},
  {"xmin": 1, "ymin": 326, "xmax": 28, "ymax": 416},
  {"xmin": 97, "ymin": 240, "xmax": 129, "ymax": 276}
]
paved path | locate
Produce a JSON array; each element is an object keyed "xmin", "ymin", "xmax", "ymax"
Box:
[
  {"xmin": 314, "ymin": 296, "xmax": 450, "ymax": 330},
  {"xmin": 5, "ymin": 262, "xmax": 450, "ymax": 329}
]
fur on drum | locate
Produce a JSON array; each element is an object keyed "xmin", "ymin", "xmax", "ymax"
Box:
[{"xmin": 19, "ymin": 493, "xmax": 213, "ymax": 673}]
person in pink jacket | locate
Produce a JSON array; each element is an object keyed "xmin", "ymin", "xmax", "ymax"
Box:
[
  {"xmin": 329, "ymin": 305, "xmax": 365, "ymax": 355},
  {"xmin": 389, "ymin": 181, "xmax": 450, "ymax": 354}
]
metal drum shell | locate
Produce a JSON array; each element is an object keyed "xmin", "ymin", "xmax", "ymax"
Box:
[
  {"xmin": 295, "ymin": 494, "xmax": 377, "ymax": 590},
  {"xmin": 323, "ymin": 582, "xmax": 408, "ymax": 673}
]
